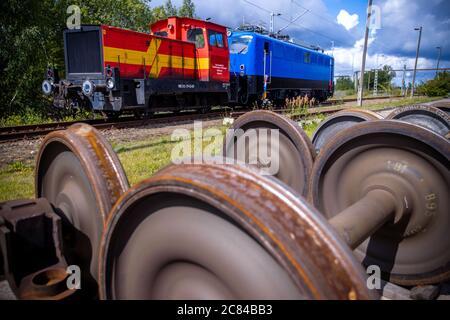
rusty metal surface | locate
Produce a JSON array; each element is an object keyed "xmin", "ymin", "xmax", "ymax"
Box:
[
  {"xmin": 99, "ymin": 163, "xmax": 377, "ymax": 300},
  {"xmin": 0, "ymin": 198, "xmax": 75, "ymax": 299},
  {"xmin": 311, "ymin": 109, "xmax": 382, "ymax": 153},
  {"xmin": 329, "ymin": 189, "xmax": 396, "ymax": 250},
  {"xmin": 36, "ymin": 123, "xmax": 129, "ymax": 213},
  {"xmin": 387, "ymin": 105, "xmax": 450, "ymax": 137},
  {"xmin": 310, "ymin": 120, "xmax": 450, "ymax": 286},
  {"xmin": 340, "ymin": 108, "xmax": 384, "ymax": 119},
  {"xmin": 223, "ymin": 110, "xmax": 315, "ymax": 198},
  {"xmin": 34, "ymin": 123, "xmax": 129, "ymax": 286}
]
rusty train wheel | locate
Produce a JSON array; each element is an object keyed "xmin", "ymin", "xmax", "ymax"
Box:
[
  {"xmin": 310, "ymin": 120, "xmax": 450, "ymax": 285},
  {"xmin": 387, "ymin": 105, "xmax": 450, "ymax": 137},
  {"xmin": 342, "ymin": 108, "xmax": 383, "ymax": 119},
  {"xmin": 436, "ymin": 105, "xmax": 450, "ymax": 115},
  {"xmin": 312, "ymin": 109, "xmax": 382, "ymax": 154},
  {"xmin": 35, "ymin": 123, "xmax": 129, "ymax": 287},
  {"xmin": 223, "ymin": 110, "xmax": 315, "ymax": 197},
  {"xmin": 99, "ymin": 164, "xmax": 376, "ymax": 300}
]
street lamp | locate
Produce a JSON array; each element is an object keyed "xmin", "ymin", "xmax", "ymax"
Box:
[
  {"xmin": 436, "ymin": 46, "xmax": 442, "ymax": 77},
  {"xmin": 411, "ymin": 26, "xmax": 422, "ymax": 97},
  {"xmin": 270, "ymin": 12, "xmax": 281, "ymax": 34}
]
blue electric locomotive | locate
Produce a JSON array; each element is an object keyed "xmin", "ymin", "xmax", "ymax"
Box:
[{"xmin": 229, "ymin": 29, "xmax": 334, "ymax": 104}]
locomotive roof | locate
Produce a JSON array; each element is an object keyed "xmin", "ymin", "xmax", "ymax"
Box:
[
  {"xmin": 230, "ymin": 30, "xmax": 333, "ymax": 58},
  {"xmin": 150, "ymin": 16, "xmax": 227, "ymax": 32}
]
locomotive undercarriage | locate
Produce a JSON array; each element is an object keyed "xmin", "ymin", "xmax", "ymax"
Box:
[
  {"xmin": 49, "ymin": 77, "xmax": 230, "ymax": 118},
  {"xmin": 231, "ymin": 74, "xmax": 332, "ymax": 107}
]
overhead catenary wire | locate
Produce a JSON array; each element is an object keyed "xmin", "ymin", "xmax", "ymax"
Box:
[{"xmin": 242, "ymin": 0, "xmax": 336, "ymax": 44}]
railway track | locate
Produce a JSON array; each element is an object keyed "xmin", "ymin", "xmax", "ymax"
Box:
[
  {"xmin": 0, "ymin": 109, "xmax": 230, "ymax": 142},
  {"xmin": 0, "ymin": 95, "xmax": 421, "ymax": 142}
]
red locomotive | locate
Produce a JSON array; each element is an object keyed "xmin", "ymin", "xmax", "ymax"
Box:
[{"xmin": 42, "ymin": 17, "xmax": 231, "ymax": 118}]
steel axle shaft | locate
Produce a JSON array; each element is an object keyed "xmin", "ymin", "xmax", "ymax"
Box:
[{"xmin": 329, "ymin": 189, "xmax": 397, "ymax": 250}]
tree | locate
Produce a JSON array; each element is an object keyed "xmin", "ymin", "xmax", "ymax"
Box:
[
  {"xmin": 153, "ymin": 0, "xmax": 193, "ymax": 21},
  {"xmin": 178, "ymin": 0, "xmax": 196, "ymax": 18},
  {"xmin": 335, "ymin": 77, "xmax": 354, "ymax": 91},
  {"xmin": 164, "ymin": 0, "xmax": 177, "ymax": 16},
  {"xmin": 153, "ymin": 5, "xmax": 169, "ymax": 21},
  {"xmin": 362, "ymin": 65, "xmax": 396, "ymax": 92}
]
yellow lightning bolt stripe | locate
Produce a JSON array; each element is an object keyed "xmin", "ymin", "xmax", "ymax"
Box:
[
  {"xmin": 103, "ymin": 38, "xmax": 209, "ymax": 78},
  {"xmin": 103, "ymin": 38, "xmax": 160, "ymax": 66}
]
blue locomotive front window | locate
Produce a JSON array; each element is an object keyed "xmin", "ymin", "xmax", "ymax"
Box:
[{"xmin": 230, "ymin": 35, "xmax": 253, "ymax": 54}]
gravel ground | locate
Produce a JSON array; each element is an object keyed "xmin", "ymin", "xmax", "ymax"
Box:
[{"xmin": 0, "ymin": 118, "xmax": 223, "ymax": 169}]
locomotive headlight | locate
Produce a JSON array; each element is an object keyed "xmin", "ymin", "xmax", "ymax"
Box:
[
  {"xmin": 42, "ymin": 80, "xmax": 53, "ymax": 95},
  {"xmin": 106, "ymin": 77, "xmax": 115, "ymax": 90},
  {"xmin": 239, "ymin": 64, "xmax": 245, "ymax": 76},
  {"xmin": 82, "ymin": 80, "xmax": 94, "ymax": 96}
]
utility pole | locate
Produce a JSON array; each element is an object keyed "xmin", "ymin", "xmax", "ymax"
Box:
[
  {"xmin": 411, "ymin": 26, "xmax": 422, "ymax": 98},
  {"xmin": 436, "ymin": 46, "xmax": 442, "ymax": 77},
  {"xmin": 270, "ymin": 12, "xmax": 281, "ymax": 34},
  {"xmin": 357, "ymin": 0, "xmax": 373, "ymax": 107},
  {"xmin": 401, "ymin": 64, "xmax": 406, "ymax": 96}
]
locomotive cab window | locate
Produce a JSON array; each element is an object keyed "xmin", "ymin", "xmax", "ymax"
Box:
[
  {"xmin": 208, "ymin": 30, "xmax": 225, "ymax": 48},
  {"xmin": 216, "ymin": 32, "xmax": 224, "ymax": 48},
  {"xmin": 154, "ymin": 31, "xmax": 168, "ymax": 37},
  {"xmin": 230, "ymin": 35, "xmax": 253, "ymax": 54},
  {"xmin": 187, "ymin": 28, "xmax": 205, "ymax": 48}
]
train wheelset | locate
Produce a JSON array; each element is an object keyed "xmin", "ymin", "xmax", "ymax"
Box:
[
  {"xmin": 225, "ymin": 108, "xmax": 450, "ymax": 289},
  {"xmin": 0, "ymin": 104, "xmax": 449, "ymax": 300}
]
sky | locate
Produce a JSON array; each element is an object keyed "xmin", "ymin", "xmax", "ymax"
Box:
[{"xmin": 150, "ymin": 0, "xmax": 450, "ymax": 83}]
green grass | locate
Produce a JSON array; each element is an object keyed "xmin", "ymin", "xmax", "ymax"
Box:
[
  {"xmin": 0, "ymin": 161, "xmax": 35, "ymax": 201},
  {"xmin": 360, "ymin": 96, "xmax": 442, "ymax": 111},
  {"xmin": 116, "ymin": 138, "xmax": 177, "ymax": 186},
  {"xmin": 0, "ymin": 126, "xmax": 229, "ymax": 201},
  {"xmin": 0, "ymin": 109, "xmax": 99, "ymax": 127}
]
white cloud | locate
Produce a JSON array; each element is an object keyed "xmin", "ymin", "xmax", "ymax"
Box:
[
  {"xmin": 330, "ymin": 37, "xmax": 439, "ymax": 80},
  {"xmin": 336, "ymin": 9, "xmax": 359, "ymax": 30}
]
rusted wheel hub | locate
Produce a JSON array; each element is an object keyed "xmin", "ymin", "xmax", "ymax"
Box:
[
  {"xmin": 310, "ymin": 120, "xmax": 450, "ymax": 285},
  {"xmin": 223, "ymin": 110, "xmax": 315, "ymax": 197},
  {"xmin": 35, "ymin": 123, "xmax": 129, "ymax": 292},
  {"xmin": 99, "ymin": 163, "xmax": 376, "ymax": 300}
]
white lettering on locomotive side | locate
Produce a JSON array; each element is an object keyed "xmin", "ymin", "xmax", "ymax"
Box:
[{"xmin": 178, "ymin": 84, "xmax": 195, "ymax": 89}]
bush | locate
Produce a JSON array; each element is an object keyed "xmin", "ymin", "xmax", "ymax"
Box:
[{"xmin": 416, "ymin": 72, "xmax": 450, "ymax": 97}]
